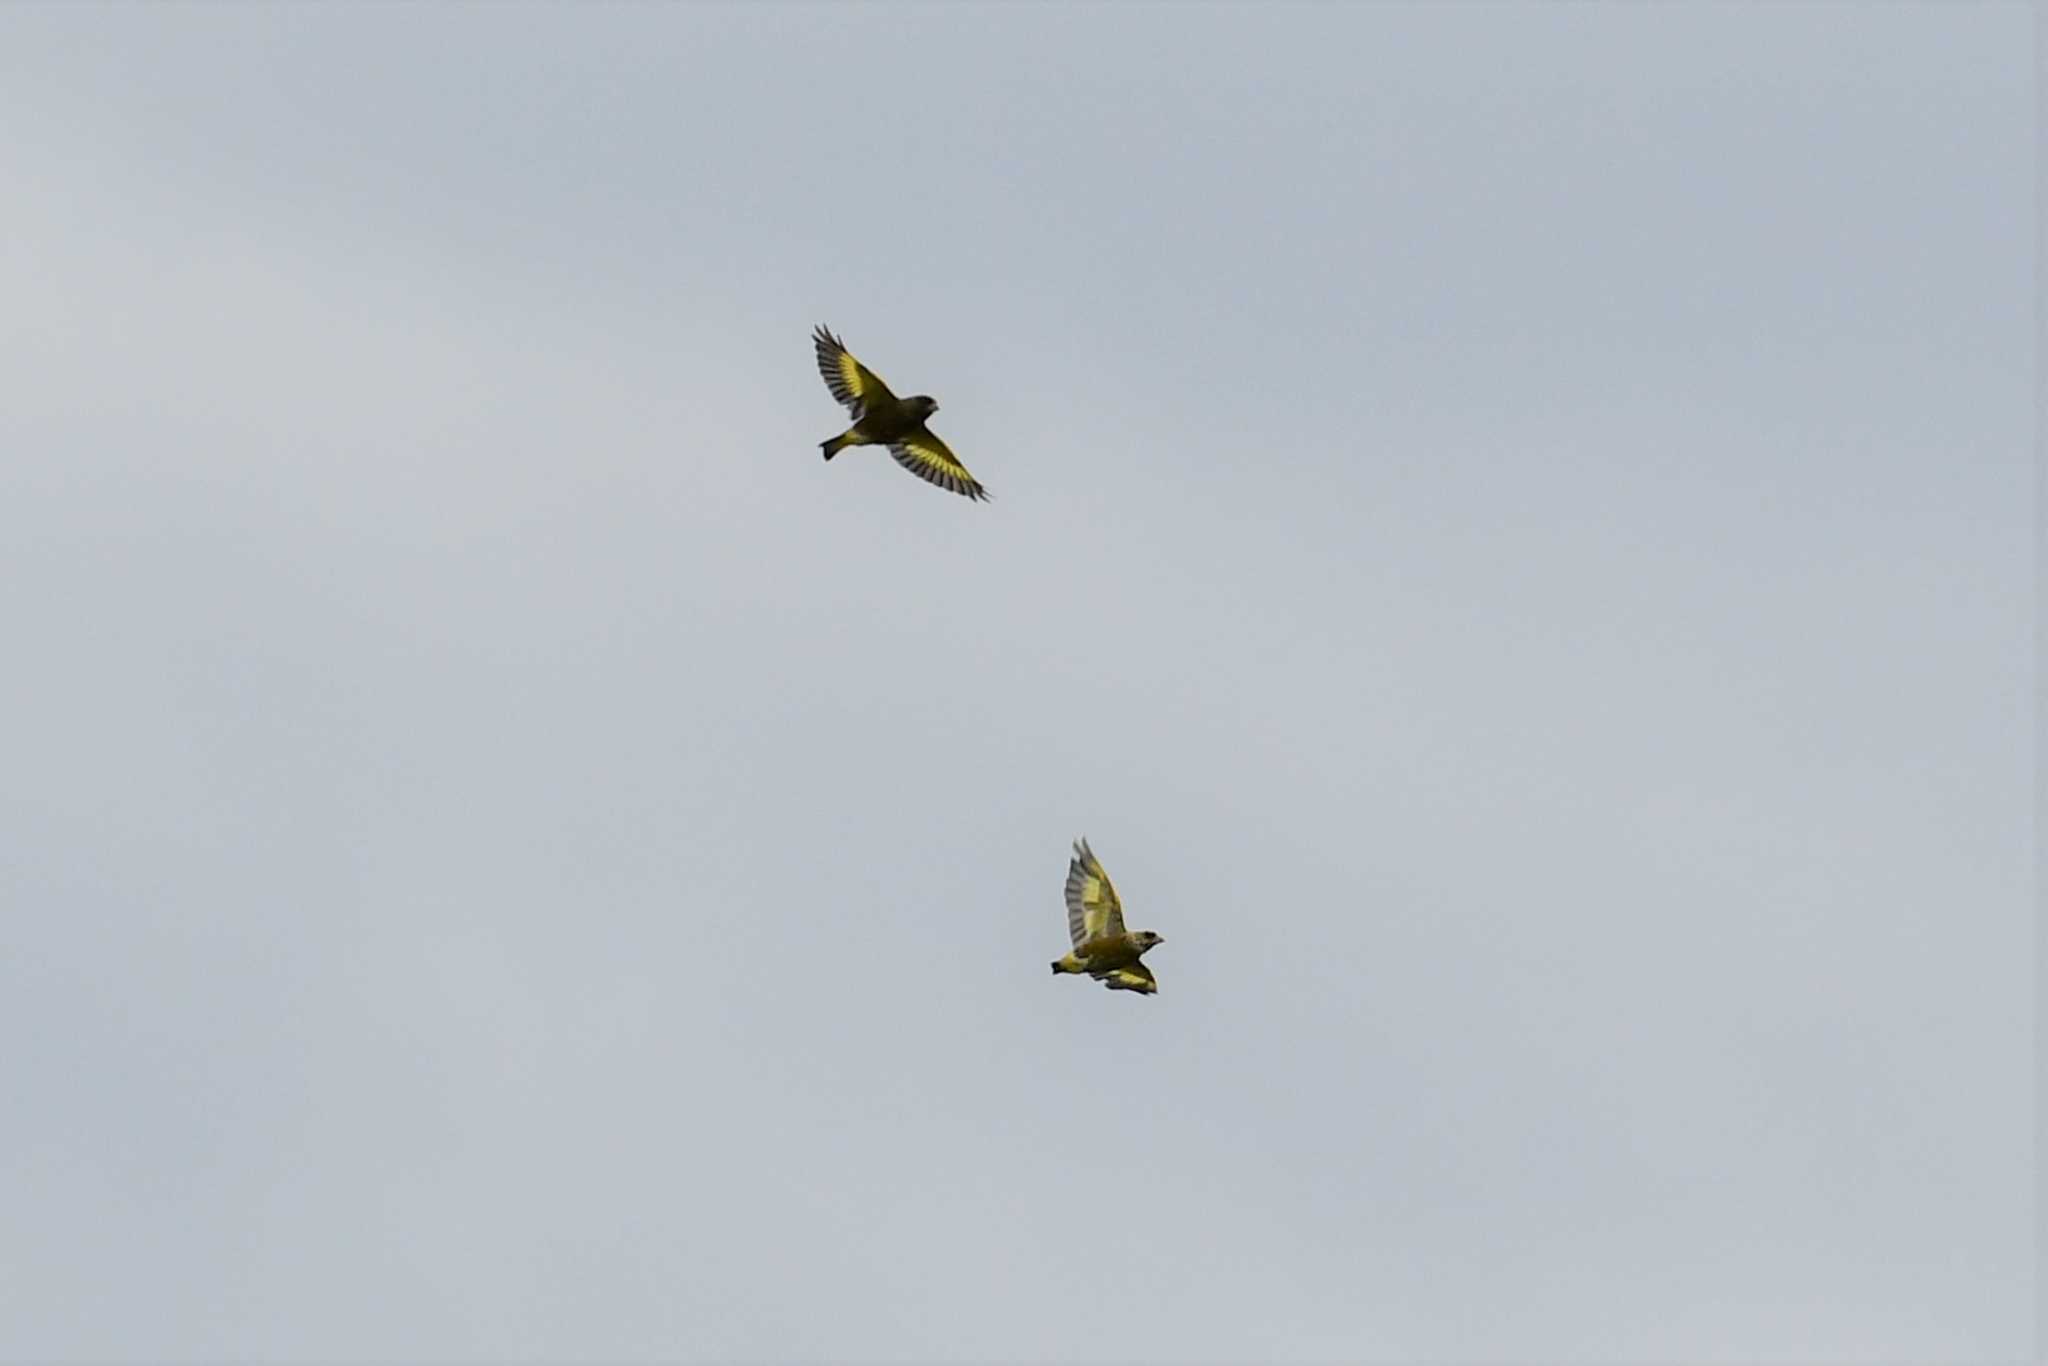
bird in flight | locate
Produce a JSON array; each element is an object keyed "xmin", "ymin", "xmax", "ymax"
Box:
[
  {"xmin": 1050, "ymin": 838, "xmax": 1165, "ymax": 995},
  {"xmin": 812, "ymin": 325, "xmax": 990, "ymax": 502}
]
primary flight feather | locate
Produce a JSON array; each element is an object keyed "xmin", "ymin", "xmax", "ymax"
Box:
[{"xmin": 812, "ymin": 325, "xmax": 990, "ymax": 502}]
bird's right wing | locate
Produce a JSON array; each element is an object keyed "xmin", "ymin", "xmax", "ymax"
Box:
[
  {"xmin": 1100, "ymin": 963, "xmax": 1156, "ymax": 995},
  {"xmin": 1064, "ymin": 838, "xmax": 1126, "ymax": 947},
  {"xmin": 813, "ymin": 325, "xmax": 897, "ymax": 418},
  {"xmin": 887, "ymin": 430, "xmax": 990, "ymax": 502}
]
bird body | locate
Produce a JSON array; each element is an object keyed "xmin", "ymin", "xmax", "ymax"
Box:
[
  {"xmin": 818, "ymin": 394, "xmax": 936, "ymax": 456},
  {"xmin": 1052, "ymin": 932, "xmax": 1151, "ymax": 974},
  {"xmin": 812, "ymin": 325, "xmax": 990, "ymax": 502},
  {"xmin": 1050, "ymin": 838, "xmax": 1164, "ymax": 996}
]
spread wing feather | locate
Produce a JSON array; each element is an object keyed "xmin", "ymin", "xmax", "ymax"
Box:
[
  {"xmin": 889, "ymin": 432, "xmax": 990, "ymax": 503},
  {"xmin": 1064, "ymin": 837, "xmax": 1126, "ymax": 947},
  {"xmin": 813, "ymin": 325, "xmax": 896, "ymax": 417}
]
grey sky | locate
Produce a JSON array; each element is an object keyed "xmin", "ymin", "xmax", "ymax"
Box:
[{"xmin": 0, "ymin": 4, "xmax": 2033, "ymax": 1362}]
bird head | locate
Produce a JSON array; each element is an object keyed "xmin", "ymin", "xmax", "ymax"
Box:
[
  {"xmin": 907, "ymin": 395, "xmax": 939, "ymax": 419},
  {"xmin": 1135, "ymin": 931, "xmax": 1165, "ymax": 952}
]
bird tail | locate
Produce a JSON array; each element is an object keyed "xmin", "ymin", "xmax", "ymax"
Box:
[{"xmin": 821, "ymin": 433, "xmax": 852, "ymax": 460}]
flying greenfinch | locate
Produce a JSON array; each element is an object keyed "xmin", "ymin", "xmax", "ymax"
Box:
[
  {"xmin": 1050, "ymin": 838, "xmax": 1165, "ymax": 996},
  {"xmin": 812, "ymin": 325, "xmax": 990, "ymax": 502}
]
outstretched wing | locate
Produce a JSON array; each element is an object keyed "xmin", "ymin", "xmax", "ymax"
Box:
[
  {"xmin": 1064, "ymin": 837, "xmax": 1125, "ymax": 947},
  {"xmin": 889, "ymin": 430, "xmax": 990, "ymax": 502},
  {"xmin": 1100, "ymin": 963, "xmax": 1157, "ymax": 995},
  {"xmin": 813, "ymin": 325, "xmax": 897, "ymax": 417}
]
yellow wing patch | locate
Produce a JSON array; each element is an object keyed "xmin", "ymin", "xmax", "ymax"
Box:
[
  {"xmin": 1064, "ymin": 837, "xmax": 1125, "ymax": 946},
  {"xmin": 1101, "ymin": 964, "xmax": 1157, "ymax": 995},
  {"xmin": 889, "ymin": 431, "xmax": 990, "ymax": 503},
  {"xmin": 813, "ymin": 325, "xmax": 895, "ymax": 416}
]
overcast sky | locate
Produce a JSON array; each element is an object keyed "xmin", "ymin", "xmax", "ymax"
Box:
[{"xmin": 0, "ymin": 4, "xmax": 2033, "ymax": 1363}]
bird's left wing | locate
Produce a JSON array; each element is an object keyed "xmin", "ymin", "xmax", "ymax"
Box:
[
  {"xmin": 888, "ymin": 431, "xmax": 990, "ymax": 502},
  {"xmin": 1100, "ymin": 963, "xmax": 1156, "ymax": 995},
  {"xmin": 1064, "ymin": 838, "xmax": 1126, "ymax": 946},
  {"xmin": 813, "ymin": 325, "xmax": 897, "ymax": 417}
]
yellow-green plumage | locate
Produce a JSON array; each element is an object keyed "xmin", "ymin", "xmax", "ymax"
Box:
[
  {"xmin": 812, "ymin": 325, "xmax": 990, "ymax": 502},
  {"xmin": 1049, "ymin": 838, "xmax": 1164, "ymax": 997}
]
